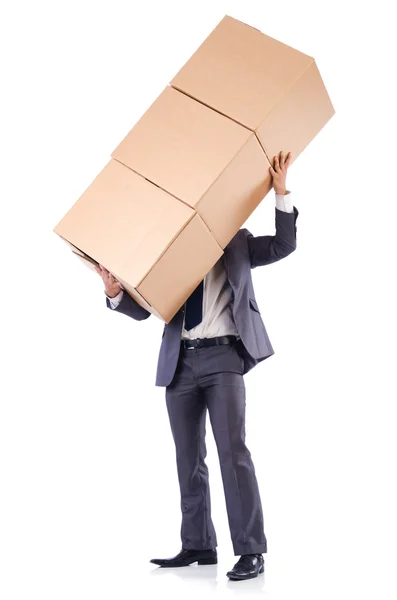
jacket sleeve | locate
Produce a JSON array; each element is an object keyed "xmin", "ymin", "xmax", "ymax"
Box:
[
  {"xmin": 105, "ymin": 290, "xmax": 151, "ymax": 321},
  {"xmin": 247, "ymin": 206, "xmax": 299, "ymax": 268}
]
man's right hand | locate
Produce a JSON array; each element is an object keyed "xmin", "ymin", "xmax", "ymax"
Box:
[{"xmin": 95, "ymin": 264, "xmax": 123, "ymax": 298}]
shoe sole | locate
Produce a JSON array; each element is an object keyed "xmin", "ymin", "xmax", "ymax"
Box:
[{"xmin": 150, "ymin": 557, "xmax": 218, "ymax": 567}]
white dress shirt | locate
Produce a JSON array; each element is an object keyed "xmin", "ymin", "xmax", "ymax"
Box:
[{"xmin": 106, "ymin": 192, "xmax": 294, "ymax": 339}]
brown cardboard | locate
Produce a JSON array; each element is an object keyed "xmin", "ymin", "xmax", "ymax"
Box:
[
  {"xmin": 111, "ymin": 86, "xmax": 272, "ymax": 249},
  {"xmin": 170, "ymin": 15, "xmax": 335, "ymax": 165},
  {"xmin": 54, "ymin": 159, "xmax": 223, "ymax": 322}
]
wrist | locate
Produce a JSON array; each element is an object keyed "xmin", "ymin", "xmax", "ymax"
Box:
[
  {"xmin": 274, "ymin": 188, "xmax": 288, "ymax": 195},
  {"xmin": 105, "ymin": 289, "xmax": 121, "ymax": 299}
]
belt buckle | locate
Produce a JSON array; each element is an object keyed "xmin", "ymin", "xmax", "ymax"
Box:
[
  {"xmin": 187, "ymin": 338, "xmax": 201, "ymax": 349},
  {"xmin": 182, "ymin": 339, "xmax": 194, "ymax": 349}
]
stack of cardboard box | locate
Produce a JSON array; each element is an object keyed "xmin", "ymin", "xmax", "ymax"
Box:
[{"xmin": 53, "ymin": 15, "xmax": 334, "ymax": 322}]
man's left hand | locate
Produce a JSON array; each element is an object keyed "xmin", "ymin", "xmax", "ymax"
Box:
[{"xmin": 270, "ymin": 151, "xmax": 292, "ymax": 194}]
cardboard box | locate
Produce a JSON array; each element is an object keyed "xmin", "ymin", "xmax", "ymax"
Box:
[
  {"xmin": 54, "ymin": 159, "xmax": 223, "ymax": 322},
  {"xmin": 171, "ymin": 15, "xmax": 335, "ymax": 165},
  {"xmin": 53, "ymin": 15, "xmax": 334, "ymax": 323},
  {"xmin": 111, "ymin": 86, "xmax": 271, "ymax": 249}
]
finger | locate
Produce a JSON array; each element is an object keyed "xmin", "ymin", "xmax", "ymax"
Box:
[
  {"xmin": 285, "ymin": 152, "xmax": 292, "ymax": 167},
  {"xmin": 269, "ymin": 165, "xmax": 275, "ymax": 174},
  {"xmin": 279, "ymin": 150, "xmax": 284, "ymax": 165},
  {"xmin": 274, "ymin": 155, "xmax": 279, "ymax": 170}
]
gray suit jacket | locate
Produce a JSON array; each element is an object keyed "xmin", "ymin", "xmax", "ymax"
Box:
[{"xmin": 106, "ymin": 206, "xmax": 299, "ymax": 387}]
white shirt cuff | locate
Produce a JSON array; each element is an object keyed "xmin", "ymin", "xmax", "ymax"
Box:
[
  {"xmin": 106, "ymin": 289, "xmax": 124, "ymax": 309},
  {"xmin": 275, "ymin": 190, "xmax": 293, "ymax": 213}
]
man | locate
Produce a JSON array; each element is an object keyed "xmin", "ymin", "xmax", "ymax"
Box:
[{"xmin": 96, "ymin": 150, "xmax": 298, "ymax": 581}]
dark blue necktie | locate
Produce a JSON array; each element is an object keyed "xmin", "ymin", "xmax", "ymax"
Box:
[{"xmin": 184, "ymin": 279, "xmax": 204, "ymax": 330}]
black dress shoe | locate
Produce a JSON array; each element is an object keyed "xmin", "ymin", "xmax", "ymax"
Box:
[
  {"xmin": 150, "ymin": 548, "xmax": 217, "ymax": 567},
  {"xmin": 226, "ymin": 553, "xmax": 264, "ymax": 580}
]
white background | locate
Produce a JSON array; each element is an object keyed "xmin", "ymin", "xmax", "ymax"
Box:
[{"xmin": 1, "ymin": 1, "xmax": 396, "ymax": 598}]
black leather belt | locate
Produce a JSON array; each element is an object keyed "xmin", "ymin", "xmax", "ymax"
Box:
[{"xmin": 181, "ymin": 335, "xmax": 237, "ymax": 349}]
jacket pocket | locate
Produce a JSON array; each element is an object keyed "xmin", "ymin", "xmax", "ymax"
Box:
[{"xmin": 249, "ymin": 297, "xmax": 261, "ymax": 314}]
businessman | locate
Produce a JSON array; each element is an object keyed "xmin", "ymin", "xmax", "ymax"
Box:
[{"xmin": 96, "ymin": 151, "xmax": 298, "ymax": 581}]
